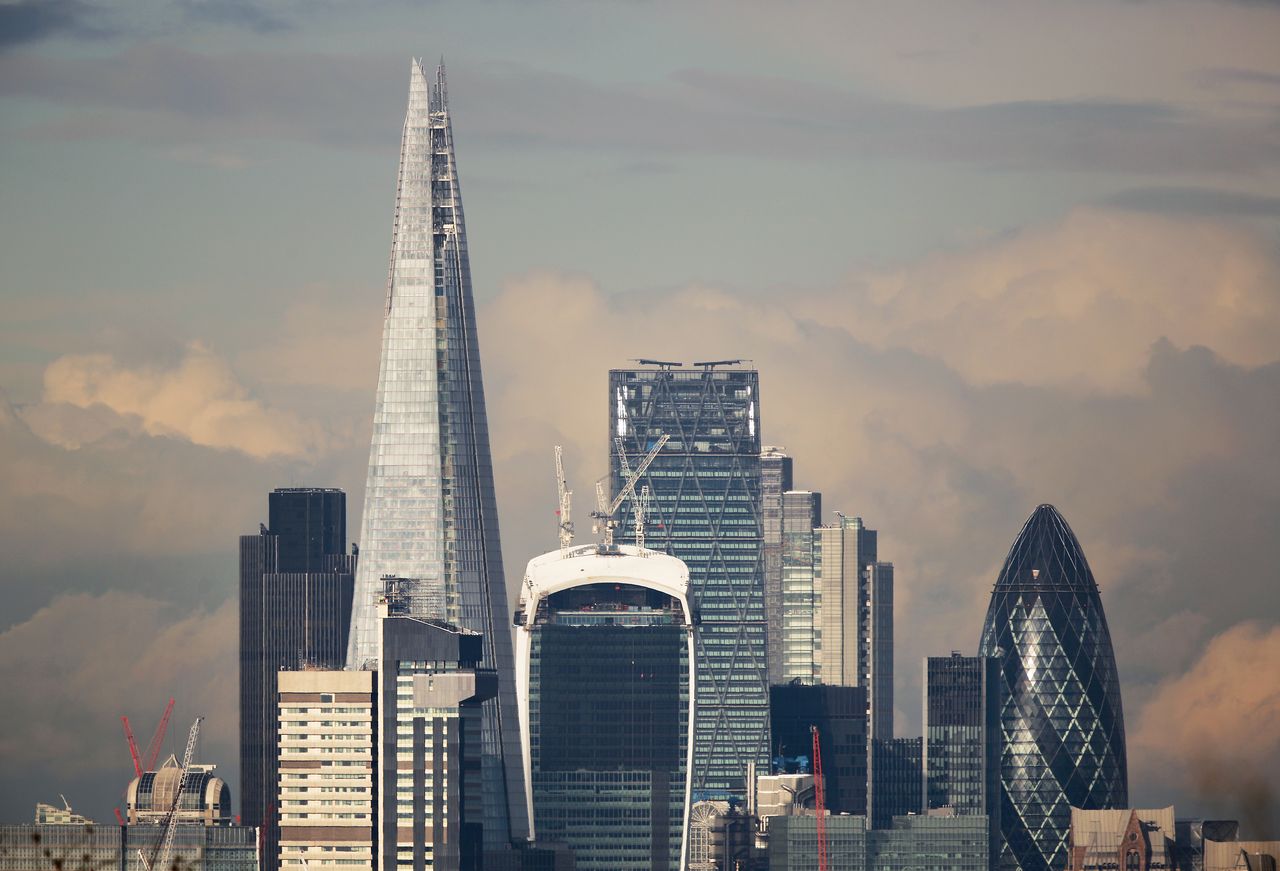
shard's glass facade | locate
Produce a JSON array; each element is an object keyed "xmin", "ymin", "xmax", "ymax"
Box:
[
  {"xmin": 610, "ymin": 366, "xmax": 770, "ymax": 800},
  {"xmin": 979, "ymin": 505, "xmax": 1128, "ymax": 871},
  {"xmin": 347, "ymin": 59, "xmax": 526, "ymax": 845}
]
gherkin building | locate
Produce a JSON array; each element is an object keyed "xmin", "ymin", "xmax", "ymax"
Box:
[{"xmin": 978, "ymin": 504, "xmax": 1128, "ymax": 871}]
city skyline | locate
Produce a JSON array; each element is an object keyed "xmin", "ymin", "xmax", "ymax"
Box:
[{"xmin": 1, "ymin": 0, "xmax": 1279, "ymax": 844}]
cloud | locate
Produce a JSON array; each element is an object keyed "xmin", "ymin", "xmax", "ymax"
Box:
[
  {"xmin": 797, "ymin": 208, "xmax": 1280, "ymax": 392},
  {"xmin": 38, "ymin": 343, "xmax": 329, "ymax": 459},
  {"xmin": 1130, "ymin": 621, "xmax": 1280, "ymax": 835},
  {"xmin": 0, "ymin": 592, "xmax": 238, "ymax": 820},
  {"xmin": 0, "ymin": 0, "xmax": 107, "ymax": 50},
  {"xmin": 3, "ymin": 46, "xmax": 1278, "ymax": 177},
  {"xmin": 1107, "ymin": 186, "xmax": 1280, "ymax": 217}
]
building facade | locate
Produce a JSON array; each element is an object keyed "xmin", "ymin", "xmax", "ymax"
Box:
[
  {"xmin": 863, "ymin": 562, "xmax": 894, "ymax": 743},
  {"xmin": 770, "ymin": 683, "xmax": 868, "ymax": 816},
  {"xmin": 345, "ymin": 58, "xmax": 526, "ymax": 846},
  {"xmin": 609, "ymin": 363, "xmax": 770, "ymax": 800},
  {"xmin": 780, "ymin": 490, "xmax": 822, "ymax": 683},
  {"xmin": 278, "ymin": 669, "xmax": 376, "ymax": 871},
  {"xmin": 767, "ymin": 813, "xmax": 989, "ymax": 871},
  {"xmin": 814, "ymin": 515, "xmax": 876, "ymax": 688},
  {"xmin": 240, "ymin": 487, "xmax": 355, "ymax": 868},
  {"xmin": 760, "ymin": 447, "xmax": 793, "ymax": 687},
  {"xmin": 923, "ymin": 653, "xmax": 1001, "ymax": 862},
  {"xmin": 278, "ymin": 594, "xmax": 496, "ymax": 871},
  {"xmin": 869, "ymin": 737, "xmax": 923, "ymax": 829},
  {"xmin": 1067, "ymin": 807, "xmax": 1177, "ymax": 871},
  {"xmin": 0, "ymin": 823, "xmax": 259, "ymax": 871},
  {"xmin": 515, "ymin": 544, "xmax": 695, "ymax": 871},
  {"xmin": 979, "ymin": 504, "xmax": 1129, "ymax": 871}
]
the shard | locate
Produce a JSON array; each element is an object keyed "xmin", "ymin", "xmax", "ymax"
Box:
[
  {"xmin": 347, "ymin": 58, "xmax": 527, "ymax": 846},
  {"xmin": 979, "ymin": 504, "xmax": 1128, "ymax": 871}
]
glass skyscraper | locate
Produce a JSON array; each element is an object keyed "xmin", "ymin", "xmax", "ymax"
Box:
[
  {"xmin": 781, "ymin": 490, "xmax": 821, "ymax": 682},
  {"xmin": 239, "ymin": 487, "xmax": 354, "ymax": 871},
  {"xmin": 979, "ymin": 504, "xmax": 1128, "ymax": 871},
  {"xmin": 760, "ymin": 447, "xmax": 793, "ymax": 686},
  {"xmin": 346, "ymin": 59, "xmax": 526, "ymax": 845},
  {"xmin": 609, "ymin": 363, "xmax": 770, "ymax": 799},
  {"xmin": 515, "ymin": 546, "xmax": 695, "ymax": 871}
]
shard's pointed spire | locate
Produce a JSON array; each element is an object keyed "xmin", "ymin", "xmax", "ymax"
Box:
[
  {"xmin": 434, "ymin": 57, "xmax": 448, "ymax": 111},
  {"xmin": 349, "ymin": 58, "xmax": 529, "ymax": 845}
]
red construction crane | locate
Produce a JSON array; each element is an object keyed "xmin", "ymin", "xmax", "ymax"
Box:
[
  {"xmin": 121, "ymin": 717, "xmax": 143, "ymax": 779},
  {"xmin": 122, "ymin": 698, "xmax": 176, "ymax": 779},
  {"xmin": 141, "ymin": 698, "xmax": 175, "ymax": 772},
  {"xmin": 811, "ymin": 725, "xmax": 828, "ymax": 871}
]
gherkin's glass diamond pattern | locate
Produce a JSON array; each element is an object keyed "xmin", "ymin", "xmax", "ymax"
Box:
[{"xmin": 979, "ymin": 505, "xmax": 1128, "ymax": 871}]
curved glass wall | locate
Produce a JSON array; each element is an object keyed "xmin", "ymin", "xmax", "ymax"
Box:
[{"xmin": 978, "ymin": 504, "xmax": 1128, "ymax": 871}]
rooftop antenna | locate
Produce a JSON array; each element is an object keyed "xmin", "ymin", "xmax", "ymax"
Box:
[{"xmin": 592, "ymin": 434, "xmax": 669, "ymax": 551}]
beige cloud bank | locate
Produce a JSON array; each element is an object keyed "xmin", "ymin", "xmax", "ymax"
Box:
[{"xmin": 38, "ymin": 343, "xmax": 328, "ymax": 459}]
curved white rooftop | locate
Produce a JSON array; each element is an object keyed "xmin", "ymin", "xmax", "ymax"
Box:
[{"xmin": 519, "ymin": 544, "xmax": 689, "ymax": 608}]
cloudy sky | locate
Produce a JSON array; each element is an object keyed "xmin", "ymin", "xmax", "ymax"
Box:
[{"xmin": 2, "ymin": 0, "xmax": 1279, "ymax": 835}]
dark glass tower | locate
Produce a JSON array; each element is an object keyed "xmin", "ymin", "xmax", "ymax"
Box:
[
  {"xmin": 924, "ymin": 653, "xmax": 1002, "ymax": 864},
  {"xmin": 239, "ymin": 488, "xmax": 355, "ymax": 871},
  {"xmin": 610, "ymin": 363, "xmax": 770, "ymax": 799},
  {"xmin": 770, "ymin": 682, "xmax": 868, "ymax": 816},
  {"xmin": 979, "ymin": 504, "xmax": 1128, "ymax": 871},
  {"xmin": 347, "ymin": 59, "xmax": 526, "ymax": 845},
  {"xmin": 516, "ymin": 546, "xmax": 695, "ymax": 871}
]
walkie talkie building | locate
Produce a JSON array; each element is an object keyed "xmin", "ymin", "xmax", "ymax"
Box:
[
  {"xmin": 346, "ymin": 59, "xmax": 527, "ymax": 847},
  {"xmin": 979, "ymin": 505, "xmax": 1128, "ymax": 871}
]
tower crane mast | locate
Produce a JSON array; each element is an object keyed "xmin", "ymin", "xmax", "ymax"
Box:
[
  {"xmin": 554, "ymin": 446, "xmax": 574, "ymax": 555},
  {"xmin": 591, "ymin": 435, "xmax": 669, "ymax": 550},
  {"xmin": 812, "ymin": 725, "xmax": 828, "ymax": 871},
  {"xmin": 138, "ymin": 716, "xmax": 203, "ymax": 871}
]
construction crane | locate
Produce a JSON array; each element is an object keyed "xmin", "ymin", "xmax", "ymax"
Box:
[
  {"xmin": 122, "ymin": 698, "xmax": 176, "ymax": 780},
  {"xmin": 591, "ymin": 434, "xmax": 669, "ymax": 551},
  {"xmin": 811, "ymin": 725, "xmax": 828, "ymax": 871},
  {"xmin": 553, "ymin": 445, "xmax": 574, "ymax": 554},
  {"xmin": 138, "ymin": 716, "xmax": 203, "ymax": 871}
]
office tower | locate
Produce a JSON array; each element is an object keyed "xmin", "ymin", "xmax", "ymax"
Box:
[
  {"xmin": 279, "ymin": 590, "xmax": 497, "ymax": 871},
  {"xmin": 278, "ymin": 670, "xmax": 377, "ymax": 870},
  {"xmin": 347, "ymin": 58, "xmax": 526, "ymax": 845},
  {"xmin": 770, "ymin": 683, "xmax": 868, "ymax": 815},
  {"xmin": 760, "ymin": 447, "xmax": 793, "ymax": 686},
  {"xmin": 979, "ymin": 505, "xmax": 1128, "ymax": 871},
  {"xmin": 864, "ymin": 561, "xmax": 894, "ymax": 740},
  {"xmin": 515, "ymin": 544, "xmax": 695, "ymax": 871},
  {"xmin": 781, "ymin": 490, "xmax": 821, "ymax": 682},
  {"xmin": 240, "ymin": 487, "xmax": 355, "ymax": 870},
  {"xmin": 924, "ymin": 653, "xmax": 1001, "ymax": 866},
  {"xmin": 813, "ymin": 515, "xmax": 887, "ymax": 736},
  {"xmin": 610, "ymin": 362, "xmax": 769, "ymax": 798},
  {"xmin": 869, "ymin": 737, "xmax": 922, "ymax": 829}
]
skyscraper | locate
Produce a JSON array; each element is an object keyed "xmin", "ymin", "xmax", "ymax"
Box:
[
  {"xmin": 610, "ymin": 362, "xmax": 770, "ymax": 799},
  {"xmin": 979, "ymin": 504, "xmax": 1128, "ymax": 871},
  {"xmin": 924, "ymin": 653, "xmax": 1001, "ymax": 864},
  {"xmin": 515, "ymin": 544, "xmax": 695, "ymax": 871},
  {"xmin": 240, "ymin": 487, "xmax": 355, "ymax": 871},
  {"xmin": 346, "ymin": 59, "xmax": 526, "ymax": 844},
  {"xmin": 760, "ymin": 447, "xmax": 793, "ymax": 686},
  {"xmin": 770, "ymin": 682, "xmax": 868, "ymax": 816},
  {"xmin": 814, "ymin": 515, "xmax": 876, "ymax": 687},
  {"xmin": 781, "ymin": 490, "xmax": 821, "ymax": 682},
  {"xmin": 864, "ymin": 561, "xmax": 894, "ymax": 741}
]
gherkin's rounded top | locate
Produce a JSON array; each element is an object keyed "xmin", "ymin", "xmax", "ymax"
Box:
[{"xmin": 992, "ymin": 503, "xmax": 1098, "ymax": 594}]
